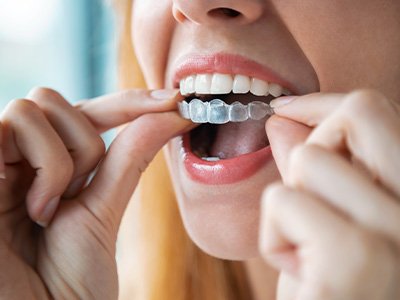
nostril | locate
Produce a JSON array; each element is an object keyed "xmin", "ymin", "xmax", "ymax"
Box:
[{"xmin": 208, "ymin": 7, "xmax": 241, "ymax": 19}]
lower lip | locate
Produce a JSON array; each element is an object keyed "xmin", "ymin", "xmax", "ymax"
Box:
[{"xmin": 181, "ymin": 133, "xmax": 273, "ymax": 185}]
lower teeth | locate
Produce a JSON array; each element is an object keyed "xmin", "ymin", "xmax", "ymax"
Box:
[{"xmin": 201, "ymin": 157, "xmax": 220, "ymax": 162}]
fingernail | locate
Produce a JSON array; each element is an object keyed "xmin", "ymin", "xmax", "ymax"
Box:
[
  {"xmin": 150, "ymin": 89, "xmax": 179, "ymax": 100},
  {"xmin": 36, "ymin": 196, "xmax": 60, "ymax": 227},
  {"xmin": 270, "ymin": 96, "xmax": 298, "ymax": 108}
]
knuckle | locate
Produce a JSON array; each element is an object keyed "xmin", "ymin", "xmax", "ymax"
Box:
[
  {"xmin": 137, "ymin": 156, "xmax": 152, "ymax": 174},
  {"xmin": 342, "ymin": 89, "xmax": 386, "ymax": 119},
  {"xmin": 288, "ymin": 144, "xmax": 316, "ymax": 184},
  {"xmin": 91, "ymin": 135, "xmax": 106, "ymax": 158},
  {"xmin": 40, "ymin": 152, "xmax": 74, "ymax": 191},
  {"xmin": 28, "ymin": 87, "xmax": 66, "ymax": 108},
  {"xmin": 263, "ymin": 183, "xmax": 287, "ymax": 209},
  {"xmin": 28, "ymin": 87, "xmax": 63, "ymax": 101},
  {"xmin": 119, "ymin": 89, "xmax": 145, "ymax": 103},
  {"xmin": 118, "ymin": 90, "xmax": 140, "ymax": 110},
  {"xmin": 351, "ymin": 88, "xmax": 383, "ymax": 100},
  {"xmin": 4, "ymin": 98, "xmax": 40, "ymax": 117},
  {"xmin": 78, "ymin": 135, "xmax": 106, "ymax": 171},
  {"xmin": 260, "ymin": 184, "xmax": 293, "ymax": 234}
]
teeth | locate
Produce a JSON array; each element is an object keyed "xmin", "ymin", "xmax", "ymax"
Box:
[
  {"xmin": 180, "ymin": 79, "xmax": 186, "ymax": 95},
  {"xmin": 210, "ymin": 73, "xmax": 233, "ymax": 94},
  {"xmin": 180, "ymin": 73, "xmax": 287, "ymax": 97},
  {"xmin": 250, "ymin": 78, "xmax": 269, "ymax": 96},
  {"xmin": 232, "ymin": 74, "xmax": 251, "ymax": 94},
  {"xmin": 202, "ymin": 157, "xmax": 221, "ymax": 162},
  {"xmin": 178, "ymin": 99, "xmax": 274, "ymax": 124},
  {"xmin": 269, "ymin": 83, "xmax": 283, "ymax": 97},
  {"xmin": 185, "ymin": 75, "xmax": 196, "ymax": 94},
  {"xmin": 195, "ymin": 74, "xmax": 212, "ymax": 94},
  {"xmin": 282, "ymin": 88, "xmax": 292, "ymax": 96}
]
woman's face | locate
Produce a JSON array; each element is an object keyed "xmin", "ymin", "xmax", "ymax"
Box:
[{"xmin": 132, "ymin": 0, "xmax": 400, "ymax": 259}]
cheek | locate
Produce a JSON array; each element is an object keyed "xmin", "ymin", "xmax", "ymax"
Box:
[
  {"xmin": 131, "ymin": 0, "xmax": 175, "ymax": 88},
  {"xmin": 272, "ymin": 0, "xmax": 400, "ymax": 93}
]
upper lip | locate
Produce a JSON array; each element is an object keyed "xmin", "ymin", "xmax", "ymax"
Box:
[{"xmin": 172, "ymin": 52, "xmax": 300, "ymax": 94}]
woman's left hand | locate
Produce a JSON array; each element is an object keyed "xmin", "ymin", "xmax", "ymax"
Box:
[{"xmin": 260, "ymin": 90, "xmax": 400, "ymax": 300}]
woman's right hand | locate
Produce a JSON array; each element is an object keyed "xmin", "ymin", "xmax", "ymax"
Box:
[{"xmin": 0, "ymin": 87, "xmax": 190, "ymax": 299}]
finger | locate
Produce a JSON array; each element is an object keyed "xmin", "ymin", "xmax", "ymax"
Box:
[
  {"xmin": 266, "ymin": 115, "xmax": 312, "ymax": 181},
  {"xmin": 0, "ymin": 123, "xmax": 6, "ymax": 179},
  {"xmin": 259, "ymin": 183, "xmax": 350, "ymax": 276},
  {"xmin": 1, "ymin": 99, "xmax": 74, "ymax": 225},
  {"xmin": 261, "ymin": 182, "xmax": 400, "ymax": 300},
  {"xmin": 270, "ymin": 92, "xmax": 344, "ymax": 126},
  {"xmin": 306, "ymin": 90, "xmax": 400, "ymax": 197},
  {"xmin": 272, "ymin": 90, "xmax": 399, "ymax": 128},
  {"xmin": 27, "ymin": 87, "xmax": 106, "ymax": 197},
  {"xmin": 79, "ymin": 111, "xmax": 193, "ymax": 231},
  {"xmin": 277, "ymin": 273, "xmax": 300, "ymax": 300},
  {"xmin": 287, "ymin": 144, "xmax": 400, "ymax": 241},
  {"xmin": 77, "ymin": 89, "xmax": 182, "ymax": 133}
]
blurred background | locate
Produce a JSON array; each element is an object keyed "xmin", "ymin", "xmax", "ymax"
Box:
[{"xmin": 0, "ymin": 0, "xmax": 117, "ymax": 139}]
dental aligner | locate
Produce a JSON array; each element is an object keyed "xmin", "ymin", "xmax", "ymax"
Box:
[{"xmin": 178, "ymin": 99, "xmax": 274, "ymax": 124}]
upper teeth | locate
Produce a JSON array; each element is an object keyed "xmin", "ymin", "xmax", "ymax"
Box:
[{"xmin": 179, "ymin": 73, "xmax": 290, "ymax": 97}]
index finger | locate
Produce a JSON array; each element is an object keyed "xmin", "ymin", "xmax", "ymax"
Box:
[
  {"xmin": 271, "ymin": 92, "xmax": 400, "ymax": 127},
  {"xmin": 270, "ymin": 93, "xmax": 344, "ymax": 127},
  {"xmin": 76, "ymin": 89, "xmax": 183, "ymax": 133}
]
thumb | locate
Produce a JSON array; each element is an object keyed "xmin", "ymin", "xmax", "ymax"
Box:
[
  {"xmin": 266, "ymin": 115, "xmax": 311, "ymax": 181},
  {"xmin": 78, "ymin": 111, "xmax": 193, "ymax": 230}
]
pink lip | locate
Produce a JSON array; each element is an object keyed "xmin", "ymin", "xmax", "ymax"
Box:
[
  {"xmin": 172, "ymin": 52, "xmax": 298, "ymax": 94},
  {"xmin": 181, "ymin": 133, "xmax": 272, "ymax": 185}
]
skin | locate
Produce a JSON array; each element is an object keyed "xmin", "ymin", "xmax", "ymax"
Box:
[
  {"xmin": 0, "ymin": 88, "xmax": 192, "ymax": 298},
  {"xmin": 1, "ymin": 1, "xmax": 400, "ymax": 300},
  {"xmin": 132, "ymin": 0, "xmax": 400, "ymax": 299},
  {"xmin": 132, "ymin": 0, "xmax": 400, "ymax": 258}
]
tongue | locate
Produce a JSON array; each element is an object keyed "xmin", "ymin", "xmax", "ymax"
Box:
[{"xmin": 209, "ymin": 119, "xmax": 269, "ymax": 159}]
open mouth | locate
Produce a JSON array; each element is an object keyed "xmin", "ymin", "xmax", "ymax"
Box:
[{"xmin": 179, "ymin": 73, "xmax": 289, "ymax": 160}]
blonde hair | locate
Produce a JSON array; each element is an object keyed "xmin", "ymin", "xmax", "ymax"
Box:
[{"xmin": 115, "ymin": 1, "xmax": 252, "ymax": 299}]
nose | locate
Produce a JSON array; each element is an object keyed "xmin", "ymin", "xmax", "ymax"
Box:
[{"xmin": 173, "ymin": 0, "xmax": 264, "ymax": 25}]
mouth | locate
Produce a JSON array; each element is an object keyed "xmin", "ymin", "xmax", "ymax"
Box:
[
  {"xmin": 172, "ymin": 53, "xmax": 298, "ymax": 184},
  {"xmin": 178, "ymin": 73, "xmax": 290, "ymax": 160}
]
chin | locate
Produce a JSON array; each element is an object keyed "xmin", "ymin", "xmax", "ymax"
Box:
[{"xmin": 178, "ymin": 193, "xmax": 262, "ymax": 260}]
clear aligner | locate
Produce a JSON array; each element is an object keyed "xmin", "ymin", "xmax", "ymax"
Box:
[{"xmin": 178, "ymin": 99, "xmax": 274, "ymax": 124}]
